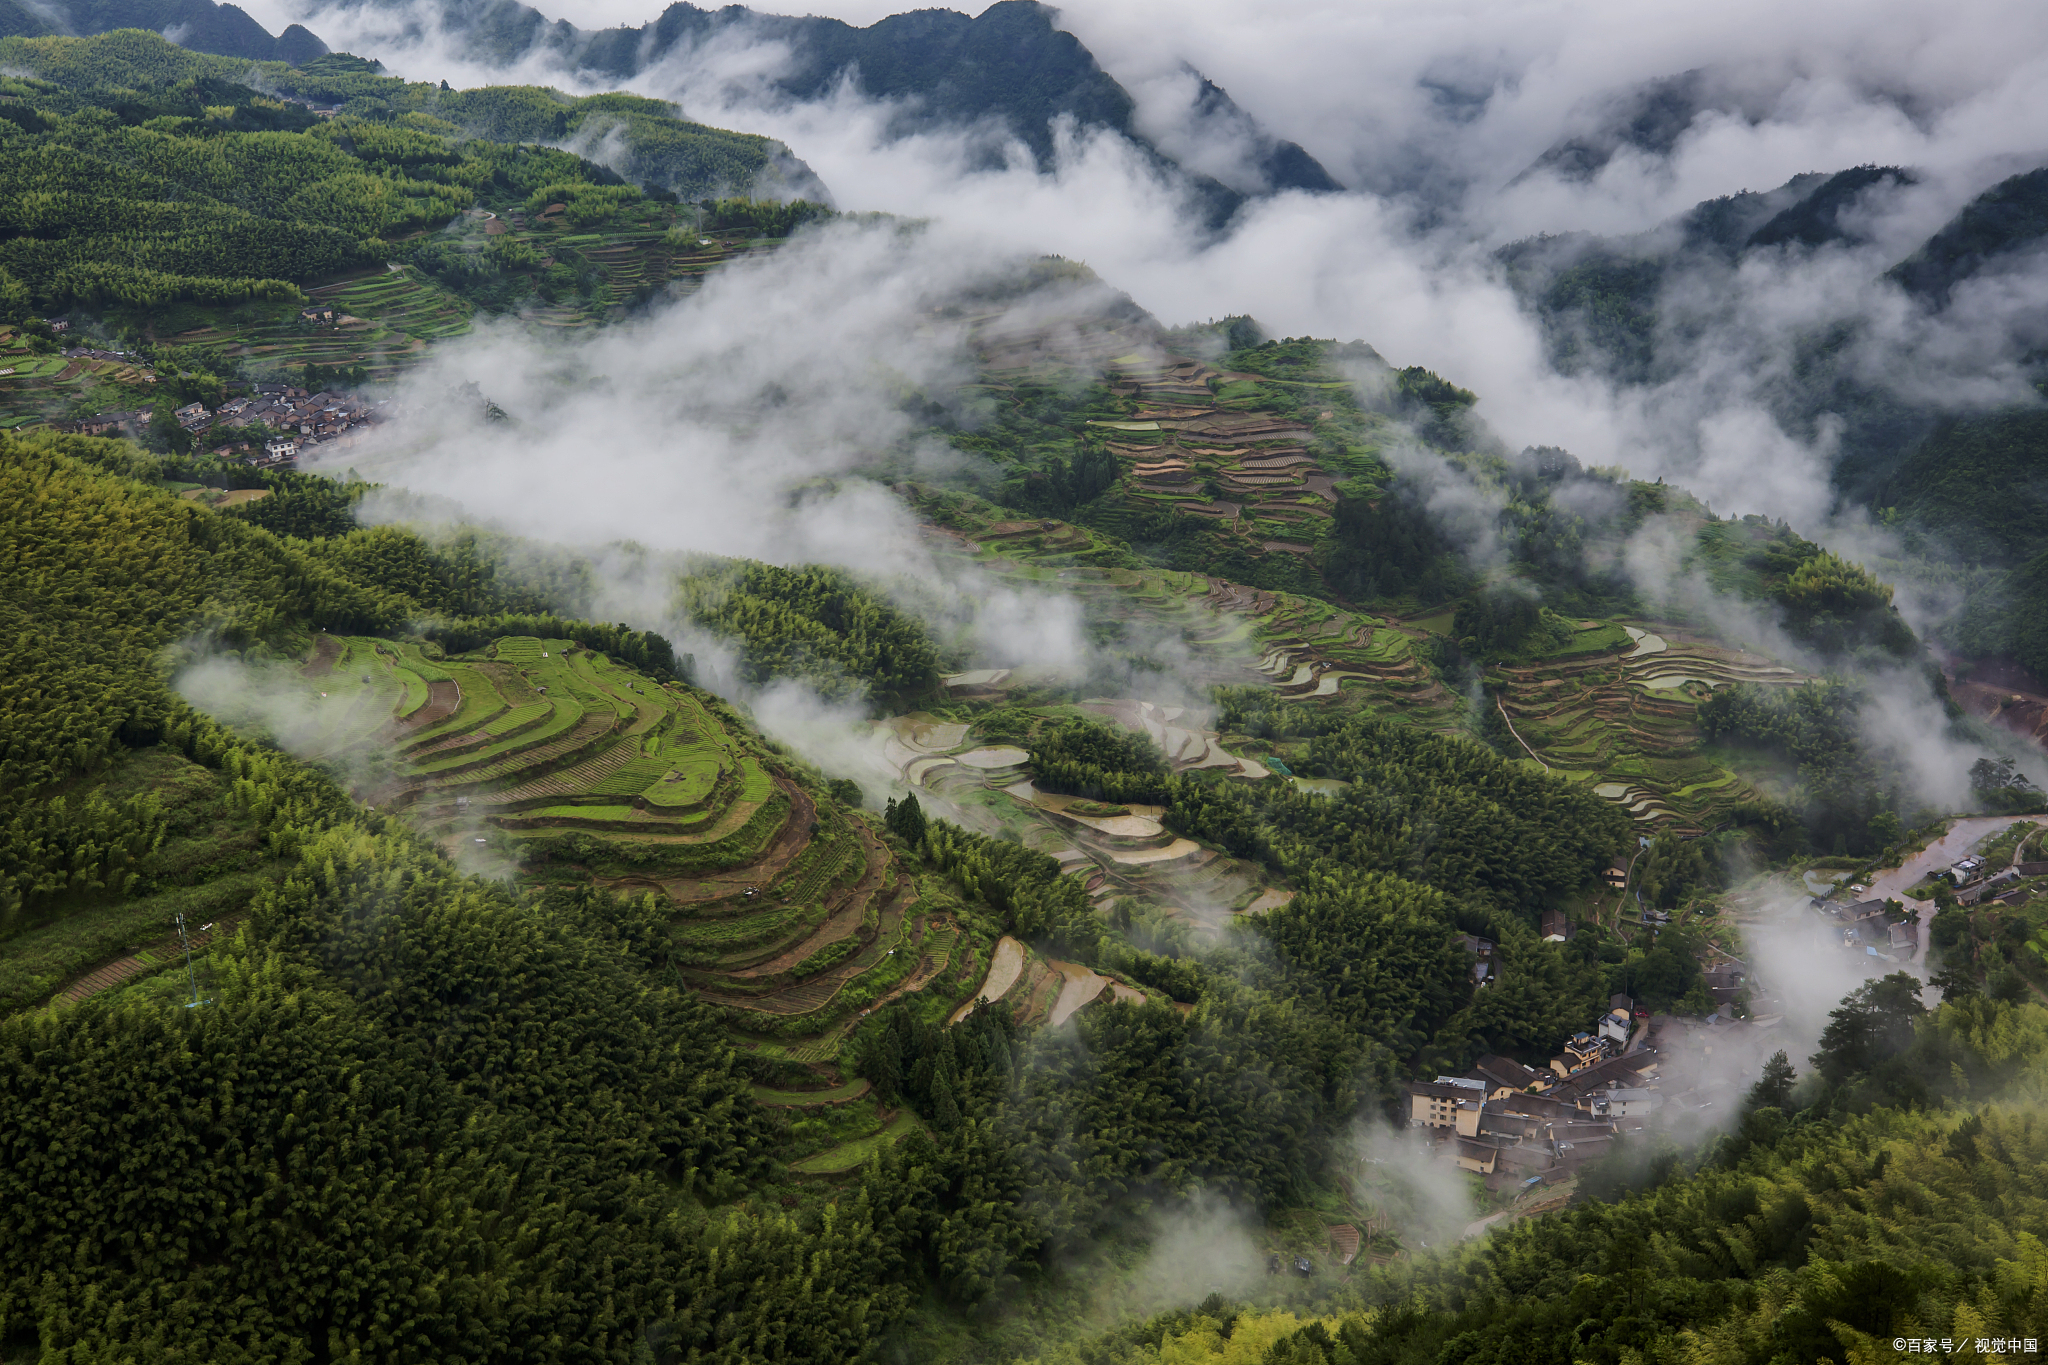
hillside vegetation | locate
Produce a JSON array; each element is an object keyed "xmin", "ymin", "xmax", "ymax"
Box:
[
  {"xmin": 0, "ymin": 428, "xmax": 1671, "ymax": 1360},
  {"xmin": 0, "ymin": 30, "xmax": 818, "ymax": 346}
]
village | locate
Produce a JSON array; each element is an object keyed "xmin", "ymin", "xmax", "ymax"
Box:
[
  {"xmin": 1414, "ymin": 826, "xmax": 2048, "ymax": 1197},
  {"xmin": 54, "ymin": 374, "xmax": 387, "ymax": 467},
  {"xmin": 1405, "ymin": 963, "xmax": 1776, "ymax": 1194},
  {"xmin": 1806, "ymin": 833, "xmax": 2047, "ymax": 965}
]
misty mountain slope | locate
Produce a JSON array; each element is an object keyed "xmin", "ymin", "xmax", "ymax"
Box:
[
  {"xmin": 0, "ymin": 28, "xmax": 823, "ymax": 320},
  {"xmin": 1493, "ymin": 163, "xmax": 2048, "ymax": 518},
  {"xmin": 1515, "ymin": 68, "xmax": 1731, "ymax": 184},
  {"xmin": 343, "ymin": 0, "xmax": 1338, "ymax": 207},
  {"xmin": 1496, "ymin": 167, "xmax": 1912, "ymax": 380},
  {"xmin": 1885, "ymin": 407, "xmax": 2048, "ymax": 682},
  {"xmin": 1515, "ymin": 64, "xmax": 1919, "ymax": 188},
  {"xmin": 1889, "ymin": 165, "xmax": 2048, "ymax": 305},
  {"xmin": 1882, "ymin": 410, "xmax": 2048, "ymax": 568},
  {"xmin": 0, "ymin": 0, "xmax": 329, "ymax": 62}
]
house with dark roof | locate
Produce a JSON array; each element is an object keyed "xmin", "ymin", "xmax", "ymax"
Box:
[{"xmin": 1473, "ymin": 1054, "xmax": 1549, "ymax": 1096}]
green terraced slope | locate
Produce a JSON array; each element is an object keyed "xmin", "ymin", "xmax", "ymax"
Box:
[{"xmin": 283, "ymin": 631, "xmax": 986, "ymax": 1066}]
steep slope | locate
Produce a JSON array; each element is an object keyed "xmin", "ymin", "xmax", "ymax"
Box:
[
  {"xmin": 346, "ymin": 0, "xmax": 1339, "ymax": 213},
  {"xmin": 0, "ymin": 32, "xmax": 821, "ymax": 340},
  {"xmin": 1515, "ymin": 64, "xmax": 1917, "ymax": 188},
  {"xmin": 1497, "ymin": 162, "xmax": 2048, "ymax": 512},
  {"xmin": 1889, "ymin": 165, "xmax": 2048, "ymax": 305}
]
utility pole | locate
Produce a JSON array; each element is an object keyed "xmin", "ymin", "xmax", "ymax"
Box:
[{"xmin": 175, "ymin": 909, "xmax": 205, "ymax": 1009}]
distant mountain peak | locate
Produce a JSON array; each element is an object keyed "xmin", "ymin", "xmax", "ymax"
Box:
[{"xmin": 0, "ymin": 0, "xmax": 330, "ymax": 63}]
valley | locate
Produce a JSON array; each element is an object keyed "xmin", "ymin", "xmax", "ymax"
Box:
[{"xmin": 3, "ymin": 13, "xmax": 2048, "ymax": 1365}]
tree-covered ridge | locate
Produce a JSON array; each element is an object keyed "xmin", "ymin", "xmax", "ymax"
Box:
[
  {"xmin": 1697, "ymin": 680, "xmax": 1921, "ymax": 856},
  {"xmin": 673, "ymin": 558, "xmax": 943, "ymax": 707},
  {"xmin": 1175, "ymin": 712, "xmax": 1629, "ymax": 908},
  {"xmin": 0, "ymin": 434, "xmax": 391, "ymax": 793},
  {"xmin": 0, "ymin": 30, "xmax": 818, "ymax": 318},
  {"xmin": 1890, "ymin": 166, "xmax": 2048, "ymax": 305},
  {"xmin": 0, "ymin": 28, "xmax": 814, "ymax": 202}
]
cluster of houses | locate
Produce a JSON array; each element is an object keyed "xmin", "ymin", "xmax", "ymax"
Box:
[
  {"xmin": 1948, "ymin": 854, "xmax": 2048, "ymax": 909},
  {"xmin": 1810, "ymin": 893, "xmax": 1918, "ymax": 961},
  {"xmin": 1407, "ymin": 974, "xmax": 1790, "ymax": 1186},
  {"xmin": 1407, "ymin": 996, "xmax": 1660, "ymax": 1179},
  {"xmin": 212, "ymin": 384, "xmax": 385, "ymax": 451},
  {"xmin": 1809, "ymin": 851, "xmax": 2048, "ymax": 964},
  {"xmin": 53, "ymin": 384, "xmax": 385, "ymax": 465},
  {"xmin": 63, "ymin": 407, "xmax": 152, "ymax": 437}
]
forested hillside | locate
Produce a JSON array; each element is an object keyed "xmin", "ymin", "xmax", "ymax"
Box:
[
  {"xmin": 1028, "ymin": 1092, "xmax": 2048, "ymax": 1363},
  {"xmin": 1496, "ymin": 162, "xmax": 2048, "ymax": 520},
  {"xmin": 0, "ymin": 30, "xmax": 815, "ymax": 320},
  {"xmin": 0, "ymin": 428, "xmax": 1636, "ymax": 1359},
  {"xmin": 4, "ymin": 13, "xmax": 2046, "ymax": 1354}
]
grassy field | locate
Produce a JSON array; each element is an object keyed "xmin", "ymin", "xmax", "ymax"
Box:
[{"xmin": 789, "ymin": 1111, "xmax": 922, "ymax": 1175}]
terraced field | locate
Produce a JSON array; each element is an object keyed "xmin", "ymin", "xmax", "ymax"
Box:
[
  {"xmin": 280, "ymin": 631, "xmax": 988, "ymax": 1072},
  {"xmin": 867, "ymin": 706, "xmax": 1281, "ymax": 937},
  {"xmin": 900, "ymin": 494, "xmax": 1819, "ymax": 837},
  {"xmin": 0, "ymin": 325, "xmax": 161, "ymax": 429},
  {"xmin": 156, "ymin": 267, "xmax": 475, "ymax": 383},
  {"xmin": 1490, "ymin": 629, "xmax": 1814, "ymax": 833},
  {"xmin": 961, "ymin": 315, "xmax": 1360, "ymax": 581}
]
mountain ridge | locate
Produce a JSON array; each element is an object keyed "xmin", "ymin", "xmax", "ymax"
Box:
[
  {"xmin": 0, "ymin": 0, "xmax": 329, "ymax": 63},
  {"xmin": 335, "ymin": 0, "xmax": 1340, "ymax": 216}
]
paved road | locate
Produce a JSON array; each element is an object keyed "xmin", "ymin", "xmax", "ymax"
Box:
[{"xmin": 1857, "ymin": 815, "xmax": 2048, "ymax": 964}]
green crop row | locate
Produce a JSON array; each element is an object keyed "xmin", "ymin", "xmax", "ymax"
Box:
[
  {"xmin": 533, "ymin": 792, "xmax": 790, "ymax": 875},
  {"xmin": 484, "ymin": 701, "xmax": 553, "ymax": 736},
  {"xmin": 673, "ymin": 903, "xmax": 820, "ymax": 952},
  {"xmin": 736, "ymin": 758, "xmax": 774, "ymax": 804},
  {"xmin": 393, "ymin": 668, "xmax": 429, "ymax": 718},
  {"xmin": 640, "ymin": 758, "xmax": 723, "ymax": 808},
  {"xmin": 414, "ymin": 697, "xmax": 587, "ymax": 775},
  {"xmin": 588, "ymin": 753, "xmax": 680, "ymax": 797},
  {"xmin": 403, "ymin": 666, "xmax": 508, "ymax": 744}
]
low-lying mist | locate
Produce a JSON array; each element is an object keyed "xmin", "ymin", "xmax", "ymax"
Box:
[
  {"xmin": 332, "ymin": 219, "xmax": 1128, "ymax": 700},
  {"xmin": 252, "ymin": 0, "xmax": 2048, "ymax": 560}
]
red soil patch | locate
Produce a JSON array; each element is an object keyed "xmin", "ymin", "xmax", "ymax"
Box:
[
  {"xmin": 401, "ymin": 678, "xmax": 462, "ymax": 730},
  {"xmin": 301, "ymin": 634, "xmax": 343, "ymax": 678}
]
